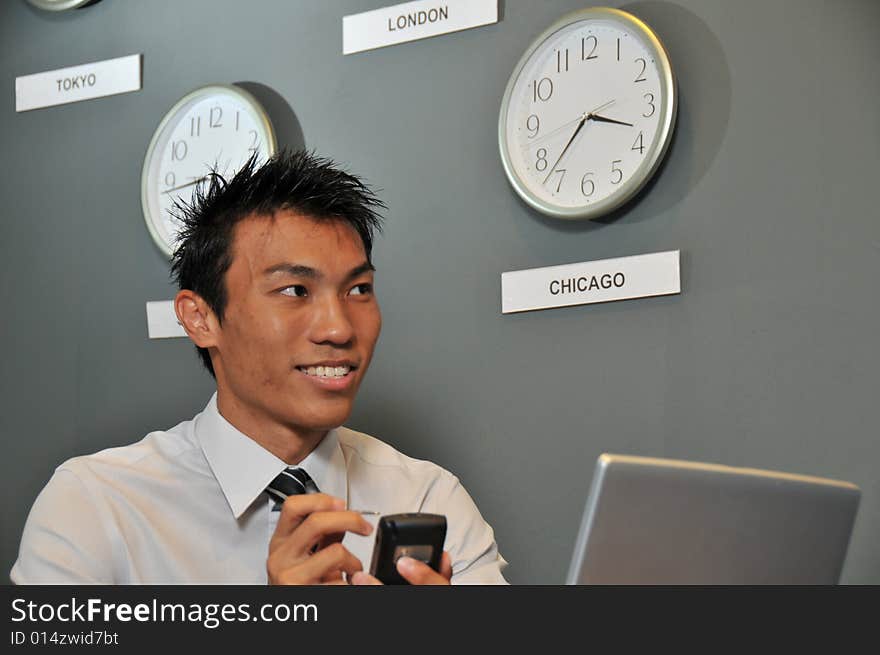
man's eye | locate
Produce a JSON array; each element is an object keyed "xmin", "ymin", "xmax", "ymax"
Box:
[
  {"xmin": 281, "ymin": 285, "xmax": 308, "ymax": 297},
  {"xmin": 349, "ymin": 283, "xmax": 373, "ymax": 296}
]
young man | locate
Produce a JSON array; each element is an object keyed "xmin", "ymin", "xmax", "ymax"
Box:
[{"xmin": 11, "ymin": 151, "xmax": 507, "ymax": 585}]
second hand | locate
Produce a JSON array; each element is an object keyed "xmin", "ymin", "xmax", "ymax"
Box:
[{"xmin": 526, "ymin": 99, "xmax": 616, "ymax": 148}]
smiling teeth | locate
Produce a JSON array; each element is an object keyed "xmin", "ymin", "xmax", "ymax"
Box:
[{"xmin": 302, "ymin": 366, "xmax": 351, "ymax": 378}]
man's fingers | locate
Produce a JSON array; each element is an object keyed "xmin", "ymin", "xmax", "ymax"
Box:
[
  {"xmin": 350, "ymin": 552, "xmax": 453, "ymax": 585},
  {"xmin": 271, "ymin": 543, "xmax": 363, "ymax": 585},
  {"xmin": 321, "ymin": 569, "xmax": 346, "ymax": 584},
  {"xmin": 350, "ymin": 571, "xmax": 383, "ymax": 585},
  {"xmin": 316, "ymin": 530, "xmax": 347, "ymax": 551},
  {"xmin": 272, "ymin": 493, "xmax": 345, "ymax": 539},
  {"xmin": 270, "ymin": 510, "xmax": 372, "ymax": 566},
  {"xmin": 303, "ymin": 543, "xmax": 363, "ymax": 581},
  {"xmin": 396, "ymin": 555, "xmax": 452, "ymax": 586},
  {"xmin": 284, "ymin": 510, "xmax": 372, "ymax": 555},
  {"xmin": 267, "ymin": 497, "xmax": 374, "ymax": 585},
  {"xmin": 439, "ymin": 551, "xmax": 453, "ymax": 579}
]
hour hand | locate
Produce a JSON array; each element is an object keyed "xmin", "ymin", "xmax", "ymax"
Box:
[{"xmin": 587, "ymin": 113, "xmax": 634, "ymax": 127}]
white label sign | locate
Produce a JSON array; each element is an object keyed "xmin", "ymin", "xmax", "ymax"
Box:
[
  {"xmin": 501, "ymin": 250, "xmax": 681, "ymax": 314},
  {"xmin": 146, "ymin": 300, "xmax": 187, "ymax": 339},
  {"xmin": 15, "ymin": 54, "xmax": 142, "ymax": 112},
  {"xmin": 343, "ymin": 0, "xmax": 498, "ymax": 55}
]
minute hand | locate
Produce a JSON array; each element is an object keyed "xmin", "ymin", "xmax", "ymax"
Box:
[
  {"xmin": 162, "ymin": 175, "xmax": 210, "ymax": 194},
  {"xmin": 587, "ymin": 113, "xmax": 634, "ymax": 127},
  {"xmin": 542, "ymin": 115, "xmax": 588, "ymax": 185}
]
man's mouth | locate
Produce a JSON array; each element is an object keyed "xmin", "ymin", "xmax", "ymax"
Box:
[{"xmin": 295, "ymin": 363, "xmax": 356, "ymax": 379}]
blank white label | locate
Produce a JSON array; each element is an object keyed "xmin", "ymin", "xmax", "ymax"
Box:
[
  {"xmin": 501, "ymin": 250, "xmax": 681, "ymax": 314},
  {"xmin": 15, "ymin": 53, "xmax": 142, "ymax": 112},
  {"xmin": 343, "ymin": 0, "xmax": 498, "ymax": 55},
  {"xmin": 146, "ymin": 301, "xmax": 187, "ymax": 339}
]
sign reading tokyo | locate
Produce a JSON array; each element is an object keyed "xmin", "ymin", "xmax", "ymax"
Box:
[
  {"xmin": 501, "ymin": 251, "xmax": 681, "ymax": 314},
  {"xmin": 15, "ymin": 54, "xmax": 142, "ymax": 112}
]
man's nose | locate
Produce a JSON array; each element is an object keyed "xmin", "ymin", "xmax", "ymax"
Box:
[{"xmin": 309, "ymin": 296, "xmax": 355, "ymax": 345}]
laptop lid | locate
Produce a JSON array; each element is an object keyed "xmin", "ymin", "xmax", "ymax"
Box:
[{"xmin": 566, "ymin": 454, "xmax": 860, "ymax": 584}]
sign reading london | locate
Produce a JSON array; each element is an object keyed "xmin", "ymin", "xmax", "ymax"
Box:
[
  {"xmin": 343, "ymin": 0, "xmax": 498, "ymax": 55},
  {"xmin": 501, "ymin": 250, "xmax": 681, "ymax": 314},
  {"xmin": 15, "ymin": 54, "xmax": 142, "ymax": 112}
]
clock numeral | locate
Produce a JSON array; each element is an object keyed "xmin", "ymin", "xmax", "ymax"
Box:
[
  {"xmin": 631, "ymin": 131, "xmax": 645, "ymax": 154},
  {"xmin": 550, "ymin": 168, "xmax": 566, "ymax": 193},
  {"xmin": 236, "ymin": 111, "xmax": 240, "ymax": 132},
  {"xmin": 171, "ymin": 139, "xmax": 188, "ymax": 162},
  {"xmin": 582, "ymin": 35, "xmax": 598, "ymax": 61},
  {"xmin": 248, "ymin": 129, "xmax": 259, "ymax": 153},
  {"xmin": 210, "ymin": 106, "xmax": 223, "ymax": 128},
  {"xmin": 535, "ymin": 148, "xmax": 548, "ymax": 172},
  {"xmin": 190, "ymin": 116, "xmax": 201, "ymax": 137},
  {"xmin": 526, "ymin": 114, "xmax": 540, "ymax": 138},
  {"xmin": 531, "ymin": 77, "xmax": 553, "ymax": 103},
  {"xmin": 580, "ymin": 172, "xmax": 596, "ymax": 197},
  {"xmin": 643, "ymin": 93, "xmax": 656, "ymax": 117},
  {"xmin": 164, "ymin": 171, "xmax": 176, "ymax": 187},
  {"xmin": 556, "ymin": 48, "xmax": 569, "ymax": 73},
  {"xmin": 611, "ymin": 160, "xmax": 623, "ymax": 185},
  {"xmin": 634, "ymin": 58, "xmax": 647, "ymax": 83},
  {"xmin": 617, "ymin": 38, "xmax": 620, "ymax": 62}
]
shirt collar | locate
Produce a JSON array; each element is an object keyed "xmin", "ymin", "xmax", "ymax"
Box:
[{"xmin": 195, "ymin": 393, "xmax": 348, "ymax": 519}]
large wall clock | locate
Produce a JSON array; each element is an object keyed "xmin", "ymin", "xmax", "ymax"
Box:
[
  {"xmin": 140, "ymin": 84, "xmax": 277, "ymax": 257},
  {"xmin": 498, "ymin": 7, "xmax": 677, "ymax": 220}
]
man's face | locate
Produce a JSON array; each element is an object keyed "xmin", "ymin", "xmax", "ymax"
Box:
[{"xmin": 210, "ymin": 210, "xmax": 381, "ymax": 437}]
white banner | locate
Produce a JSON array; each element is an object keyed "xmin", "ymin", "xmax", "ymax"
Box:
[
  {"xmin": 15, "ymin": 54, "xmax": 141, "ymax": 112},
  {"xmin": 501, "ymin": 250, "xmax": 681, "ymax": 314},
  {"xmin": 343, "ymin": 0, "xmax": 498, "ymax": 55}
]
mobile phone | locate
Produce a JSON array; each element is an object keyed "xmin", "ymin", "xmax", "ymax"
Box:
[{"xmin": 368, "ymin": 513, "xmax": 447, "ymax": 585}]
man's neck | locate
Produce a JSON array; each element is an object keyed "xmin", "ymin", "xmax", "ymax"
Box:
[{"xmin": 215, "ymin": 389, "xmax": 328, "ymax": 465}]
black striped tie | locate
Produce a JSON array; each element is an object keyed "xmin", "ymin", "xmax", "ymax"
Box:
[{"xmin": 266, "ymin": 467, "xmax": 320, "ymax": 511}]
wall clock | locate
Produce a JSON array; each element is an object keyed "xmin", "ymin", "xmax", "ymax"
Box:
[
  {"xmin": 498, "ymin": 7, "xmax": 677, "ymax": 220},
  {"xmin": 140, "ymin": 84, "xmax": 277, "ymax": 257}
]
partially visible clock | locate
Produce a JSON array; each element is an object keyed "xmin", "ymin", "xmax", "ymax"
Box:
[
  {"xmin": 498, "ymin": 7, "xmax": 677, "ymax": 220},
  {"xmin": 140, "ymin": 84, "xmax": 277, "ymax": 257},
  {"xmin": 27, "ymin": 0, "xmax": 96, "ymax": 10}
]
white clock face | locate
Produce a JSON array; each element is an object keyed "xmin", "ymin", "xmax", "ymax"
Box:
[
  {"xmin": 499, "ymin": 8, "xmax": 676, "ymax": 219},
  {"xmin": 141, "ymin": 85, "xmax": 276, "ymax": 257}
]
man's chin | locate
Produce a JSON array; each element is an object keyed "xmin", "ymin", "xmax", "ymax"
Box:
[
  {"xmin": 285, "ymin": 404, "xmax": 353, "ymax": 433},
  {"xmin": 279, "ymin": 382, "xmax": 358, "ymax": 429}
]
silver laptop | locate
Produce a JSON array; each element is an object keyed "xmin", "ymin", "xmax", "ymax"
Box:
[{"xmin": 566, "ymin": 454, "xmax": 860, "ymax": 584}]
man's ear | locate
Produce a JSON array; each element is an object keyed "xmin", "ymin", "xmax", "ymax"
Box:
[{"xmin": 174, "ymin": 290, "xmax": 220, "ymax": 349}]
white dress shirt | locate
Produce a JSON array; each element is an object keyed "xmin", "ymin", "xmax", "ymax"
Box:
[{"xmin": 10, "ymin": 394, "xmax": 508, "ymax": 584}]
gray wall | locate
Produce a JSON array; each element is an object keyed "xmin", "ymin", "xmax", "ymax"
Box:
[{"xmin": 1, "ymin": 0, "xmax": 878, "ymax": 584}]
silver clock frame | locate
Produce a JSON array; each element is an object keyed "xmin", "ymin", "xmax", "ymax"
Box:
[
  {"xmin": 140, "ymin": 84, "xmax": 277, "ymax": 258},
  {"xmin": 27, "ymin": 0, "xmax": 93, "ymax": 11},
  {"xmin": 498, "ymin": 7, "xmax": 677, "ymax": 221}
]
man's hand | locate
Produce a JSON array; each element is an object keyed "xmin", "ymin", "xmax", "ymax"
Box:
[
  {"xmin": 267, "ymin": 494, "xmax": 373, "ymax": 585},
  {"xmin": 350, "ymin": 551, "xmax": 453, "ymax": 586}
]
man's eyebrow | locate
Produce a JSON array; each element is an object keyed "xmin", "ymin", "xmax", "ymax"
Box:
[
  {"xmin": 345, "ymin": 262, "xmax": 376, "ymax": 281},
  {"xmin": 262, "ymin": 262, "xmax": 375, "ymax": 280},
  {"xmin": 262, "ymin": 263, "xmax": 321, "ymax": 279}
]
